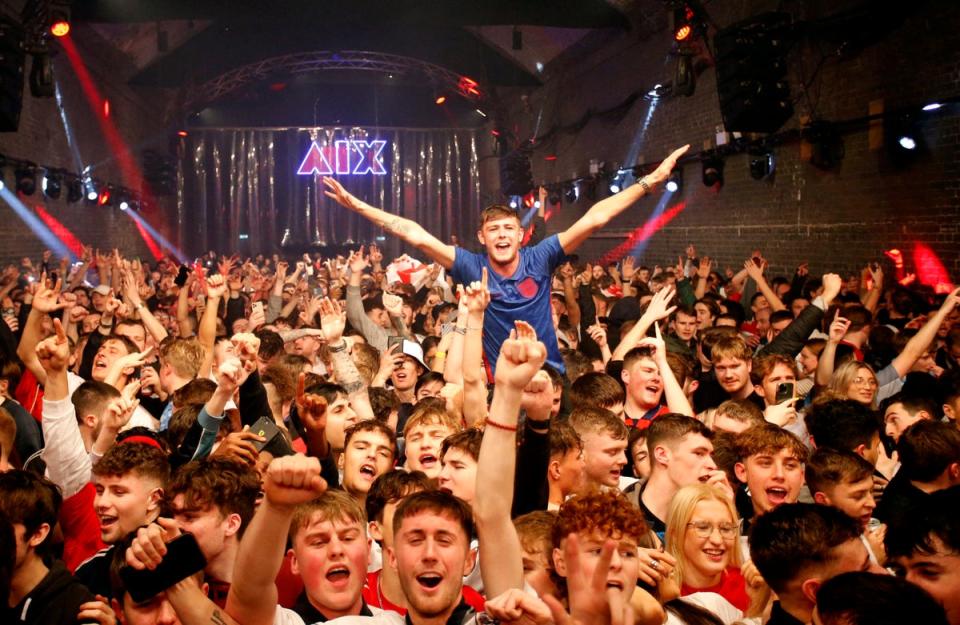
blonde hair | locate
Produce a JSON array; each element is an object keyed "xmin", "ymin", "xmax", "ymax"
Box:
[
  {"xmin": 827, "ymin": 360, "xmax": 877, "ymax": 407},
  {"xmin": 402, "ymin": 398, "xmax": 462, "ymax": 437},
  {"xmin": 664, "ymin": 484, "xmax": 742, "ymax": 587}
]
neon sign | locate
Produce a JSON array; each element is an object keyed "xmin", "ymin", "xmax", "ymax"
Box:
[{"xmin": 297, "ymin": 139, "xmax": 388, "ymax": 176}]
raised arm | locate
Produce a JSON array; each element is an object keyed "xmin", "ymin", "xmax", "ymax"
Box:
[
  {"xmin": 611, "ymin": 285, "xmax": 677, "ymax": 361},
  {"xmin": 226, "ymin": 454, "xmax": 326, "ymax": 625},
  {"xmin": 861, "ymin": 265, "xmax": 883, "ymax": 314},
  {"xmin": 122, "ymin": 269, "xmax": 169, "ymax": 344},
  {"xmin": 558, "ymin": 146, "xmax": 688, "ymax": 253},
  {"xmin": 744, "ymin": 260, "xmax": 785, "ymax": 312},
  {"xmin": 320, "ymin": 298, "xmax": 374, "ymax": 421},
  {"xmin": 560, "ymin": 262, "xmax": 581, "ymax": 330},
  {"xmin": 17, "ymin": 274, "xmax": 68, "ymax": 385},
  {"xmin": 889, "ymin": 287, "xmax": 960, "ymax": 377},
  {"xmin": 476, "ymin": 320, "xmax": 547, "ymax": 598},
  {"xmin": 37, "ymin": 319, "xmax": 93, "ymax": 498},
  {"xmin": 461, "ymin": 269, "xmax": 490, "ymax": 428},
  {"xmin": 323, "ymin": 177, "xmax": 455, "ymax": 269},
  {"xmin": 816, "ymin": 311, "xmax": 851, "ymax": 387},
  {"xmin": 644, "ymin": 323, "xmax": 693, "ymax": 416},
  {"xmin": 436, "ymin": 292, "xmax": 467, "ymax": 383}
]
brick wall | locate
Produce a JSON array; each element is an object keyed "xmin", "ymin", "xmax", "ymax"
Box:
[
  {"xmin": 0, "ymin": 22, "xmax": 172, "ymax": 266},
  {"xmin": 506, "ymin": 0, "xmax": 960, "ymax": 282}
]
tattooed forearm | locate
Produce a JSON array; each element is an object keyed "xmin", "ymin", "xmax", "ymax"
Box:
[
  {"xmin": 330, "ymin": 349, "xmax": 365, "ymax": 396},
  {"xmin": 211, "ymin": 609, "xmax": 228, "ymax": 625},
  {"xmin": 384, "ymin": 217, "xmax": 411, "ymax": 236}
]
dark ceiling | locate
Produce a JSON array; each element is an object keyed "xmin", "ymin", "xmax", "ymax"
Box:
[{"xmin": 72, "ymin": 1, "xmax": 630, "ymax": 127}]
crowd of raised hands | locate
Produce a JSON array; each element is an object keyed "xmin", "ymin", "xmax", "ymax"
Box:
[{"xmin": 1, "ymin": 236, "xmax": 960, "ymax": 625}]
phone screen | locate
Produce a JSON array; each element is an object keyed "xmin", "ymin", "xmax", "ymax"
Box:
[{"xmin": 775, "ymin": 382, "xmax": 794, "ymax": 404}]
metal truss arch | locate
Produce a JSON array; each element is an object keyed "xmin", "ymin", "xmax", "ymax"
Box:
[{"xmin": 184, "ymin": 50, "xmax": 482, "ymax": 111}]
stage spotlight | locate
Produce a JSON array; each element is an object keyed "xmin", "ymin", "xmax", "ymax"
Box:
[
  {"xmin": 898, "ymin": 136, "xmax": 916, "ymax": 150},
  {"xmin": 702, "ymin": 153, "xmax": 724, "ymax": 187},
  {"xmin": 98, "ymin": 185, "xmax": 114, "ymax": 207},
  {"xmin": 749, "ymin": 152, "xmax": 775, "ymax": 180},
  {"xmin": 66, "ymin": 176, "xmax": 83, "ymax": 203},
  {"xmin": 509, "ymin": 198, "xmax": 518, "ymax": 209},
  {"xmin": 435, "ymin": 95, "xmax": 447, "ymax": 105},
  {"xmin": 665, "ymin": 170, "xmax": 682, "ymax": 193},
  {"xmin": 564, "ymin": 183, "xmax": 578, "ymax": 203},
  {"xmin": 886, "ymin": 115, "xmax": 924, "ymax": 167},
  {"xmin": 119, "ymin": 199, "xmax": 130, "ymax": 211},
  {"xmin": 16, "ymin": 165, "xmax": 37, "ymax": 195},
  {"xmin": 50, "ymin": 5, "xmax": 70, "ymax": 37},
  {"xmin": 42, "ymin": 169, "xmax": 62, "ymax": 199},
  {"xmin": 922, "ymin": 103, "xmax": 942, "ymax": 112},
  {"xmin": 609, "ymin": 178, "xmax": 621, "ymax": 194},
  {"xmin": 673, "ymin": 4, "xmax": 698, "ymax": 41}
]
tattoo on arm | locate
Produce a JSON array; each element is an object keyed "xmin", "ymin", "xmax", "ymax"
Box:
[
  {"xmin": 211, "ymin": 609, "xmax": 228, "ymax": 625},
  {"xmin": 331, "ymin": 351, "xmax": 366, "ymax": 396},
  {"xmin": 385, "ymin": 218, "xmax": 411, "ymax": 236}
]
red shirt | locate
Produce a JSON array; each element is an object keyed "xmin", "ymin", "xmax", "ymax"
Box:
[
  {"xmin": 14, "ymin": 368, "xmax": 44, "ymax": 423},
  {"xmin": 681, "ymin": 567, "xmax": 750, "ymax": 612},
  {"xmin": 362, "ymin": 569, "xmax": 485, "ymax": 615},
  {"xmin": 61, "ymin": 482, "xmax": 106, "ymax": 572}
]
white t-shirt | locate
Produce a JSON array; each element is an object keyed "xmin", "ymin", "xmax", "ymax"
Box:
[
  {"xmin": 664, "ymin": 592, "xmax": 758, "ymax": 625},
  {"xmin": 274, "ymin": 607, "xmax": 397, "ymax": 625}
]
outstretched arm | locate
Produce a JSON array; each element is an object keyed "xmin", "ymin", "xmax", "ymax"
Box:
[
  {"xmin": 889, "ymin": 287, "xmax": 960, "ymax": 377},
  {"xmin": 558, "ymin": 146, "xmax": 688, "ymax": 253},
  {"xmin": 323, "ymin": 177, "xmax": 455, "ymax": 269}
]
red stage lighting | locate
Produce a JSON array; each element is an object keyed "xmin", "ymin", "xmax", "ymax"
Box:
[
  {"xmin": 103, "ymin": 99, "xmax": 110, "ymax": 118},
  {"xmin": 177, "ymin": 130, "xmax": 188, "ymax": 137},
  {"xmin": 458, "ymin": 76, "xmax": 481, "ymax": 98},
  {"xmin": 435, "ymin": 95, "xmax": 447, "ymax": 105},
  {"xmin": 97, "ymin": 187, "xmax": 111, "ymax": 206},
  {"xmin": 673, "ymin": 5, "xmax": 696, "ymax": 41},
  {"xmin": 50, "ymin": 20, "xmax": 70, "ymax": 38}
]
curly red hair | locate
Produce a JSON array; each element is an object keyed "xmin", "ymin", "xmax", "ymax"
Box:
[{"xmin": 551, "ymin": 489, "xmax": 647, "ymax": 550}]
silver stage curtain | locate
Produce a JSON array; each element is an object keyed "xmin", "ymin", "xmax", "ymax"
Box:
[{"xmin": 176, "ymin": 127, "xmax": 481, "ymax": 257}]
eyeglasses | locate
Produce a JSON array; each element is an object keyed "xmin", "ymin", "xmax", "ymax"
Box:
[
  {"xmin": 853, "ymin": 377, "xmax": 878, "ymax": 387},
  {"xmin": 687, "ymin": 521, "xmax": 740, "ymax": 539}
]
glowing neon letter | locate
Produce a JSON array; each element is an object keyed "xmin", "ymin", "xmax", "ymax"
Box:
[
  {"xmin": 296, "ymin": 141, "xmax": 333, "ymax": 175},
  {"xmin": 351, "ymin": 139, "xmax": 387, "ymax": 175},
  {"xmin": 298, "ymin": 138, "xmax": 389, "ymax": 175},
  {"xmin": 334, "ymin": 140, "xmax": 352, "ymax": 175}
]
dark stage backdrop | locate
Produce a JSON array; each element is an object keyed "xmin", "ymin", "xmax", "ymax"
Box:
[{"xmin": 176, "ymin": 127, "xmax": 481, "ymax": 257}]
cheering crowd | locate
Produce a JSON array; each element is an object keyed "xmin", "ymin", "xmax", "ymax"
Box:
[{"xmin": 2, "ymin": 144, "xmax": 960, "ymax": 625}]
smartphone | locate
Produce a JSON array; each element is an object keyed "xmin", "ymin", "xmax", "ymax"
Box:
[
  {"xmin": 387, "ymin": 335, "xmax": 404, "ymax": 353},
  {"xmin": 250, "ymin": 416, "xmax": 284, "ymax": 453},
  {"xmin": 752, "ymin": 257, "xmax": 762, "ymax": 267},
  {"xmin": 775, "ymin": 382, "xmax": 795, "ymax": 404},
  {"xmin": 120, "ymin": 533, "xmax": 207, "ymax": 604},
  {"xmin": 252, "ymin": 301, "xmax": 264, "ymax": 317},
  {"xmin": 174, "ymin": 265, "xmax": 189, "ymax": 287}
]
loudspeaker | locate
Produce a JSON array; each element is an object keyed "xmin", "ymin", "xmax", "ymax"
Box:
[
  {"xmin": 715, "ymin": 12, "xmax": 793, "ymax": 133},
  {"xmin": 0, "ymin": 17, "xmax": 24, "ymax": 132}
]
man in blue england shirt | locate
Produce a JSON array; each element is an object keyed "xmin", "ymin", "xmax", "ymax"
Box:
[{"xmin": 323, "ymin": 145, "xmax": 688, "ymax": 374}]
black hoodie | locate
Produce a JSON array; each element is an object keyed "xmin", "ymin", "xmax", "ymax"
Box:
[{"xmin": 4, "ymin": 560, "xmax": 94, "ymax": 625}]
